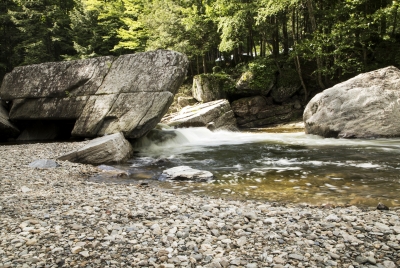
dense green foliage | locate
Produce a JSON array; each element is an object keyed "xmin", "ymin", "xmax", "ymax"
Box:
[{"xmin": 1, "ymin": 0, "xmax": 400, "ymax": 91}]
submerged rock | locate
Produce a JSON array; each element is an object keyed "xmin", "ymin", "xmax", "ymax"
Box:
[
  {"xmin": 162, "ymin": 99, "xmax": 238, "ymax": 131},
  {"xmin": 161, "ymin": 166, "xmax": 213, "ymax": 182},
  {"xmin": 304, "ymin": 66, "xmax": 400, "ymax": 138},
  {"xmin": 57, "ymin": 132, "xmax": 133, "ymax": 165}
]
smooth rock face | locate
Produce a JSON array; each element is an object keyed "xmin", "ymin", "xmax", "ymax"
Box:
[
  {"xmin": 232, "ymin": 96, "xmax": 302, "ymax": 128},
  {"xmin": 161, "ymin": 166, "xmax": 213, "ymax": 181},
  {"xmin": 304, "ymin": 66, "xmax": 400, "ymax": 138},
  {"xmin": 162, "ymin": 99, "xmax": 238, "ymax": 131},
  {"xmin": 57, "ymin": 132, "xmax": 133, "ymax": 164},
  {"xmin": 0, "ymin": 105, "xmax": 19, "ymax": 139},
  {"xmin": 0, "ymin": 50, "xmax": 189, "ymax": 139},
  {"xmin": 192, "ymin": 75, "xmax": 226, "ymax": 102}
]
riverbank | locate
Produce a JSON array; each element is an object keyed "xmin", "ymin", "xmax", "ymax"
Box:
[{"xmin": 0, "ymin": 141, "xmax": 399, "ymax": 268}]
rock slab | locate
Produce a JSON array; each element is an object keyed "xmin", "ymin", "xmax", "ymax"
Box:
[
  {"xmin": 57, "ymin": 132, "xmax": 133, "ymax": 164},
  {"xmin": 162, "ymin": 99, "xmax": 238, "ymax": 131},
  {"xmin": 304, "ymin": 66, "xmax": 400, "ymax": 138},
  {"xmin": 161, "ymin": 166, "xmax": 214, "ymax": 182},
  {"xmin": 0, "ymin": 50, "xmax": 189, "ymax": 139}
]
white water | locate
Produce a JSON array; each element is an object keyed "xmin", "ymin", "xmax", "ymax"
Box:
[
  {"xmin": 97, "ymin": 127, "xmax": 400, "ymax": 206},
  {"xmin": 137, "ymin": 127, "xmax": 400, "ymax": 155}
]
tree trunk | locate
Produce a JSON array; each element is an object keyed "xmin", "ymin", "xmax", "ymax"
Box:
[
  {"xmin": 272, "ymin": 15, "xmax": 280, "ymax": 56},
  {"xmin": 292, "ymin": 8, "xmax": 308, "ymax": 101},
  {"xmin": 282, "ymin": 9, "xmax": 289, "ymax": 55},
  {"xmin": 306, "ymin": 0, "xmax": 325, "ymax": 90},
  {"xmin": 202, "ymin": 54, "xmax": 207, "ymax": 74}
]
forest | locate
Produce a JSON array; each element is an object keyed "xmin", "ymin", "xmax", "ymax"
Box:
[{"xmin": 1, "ymin": 0, "xmax": 400, "ymax": 94}]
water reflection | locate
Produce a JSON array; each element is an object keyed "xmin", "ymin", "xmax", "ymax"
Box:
[{"xmin": 90, "ymin": 127, "xmax": 400, "ymax": 207}]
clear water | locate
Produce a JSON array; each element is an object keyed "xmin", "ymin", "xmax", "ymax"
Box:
[{"xmin": 91, "ymin": 127, "xmax": 400, "ymax": 207}]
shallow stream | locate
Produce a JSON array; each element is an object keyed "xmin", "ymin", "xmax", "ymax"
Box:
[{"xmin": 90, "ymin": 127, "xmax": 400, "ymax": 207}]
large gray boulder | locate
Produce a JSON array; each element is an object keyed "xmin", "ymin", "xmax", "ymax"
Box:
[
  {"xmin": 57, "ymin": 132, "xmax": 133, "ymax": 164},
  {"xmin": 231, "ymin": 96, "xmax": 302, "ymax": 128},
  {"xmin": 0, "ymin": 104, "xmax": 19, "ymax": 139},
  {"xmin": 304, "ymin": 66, "xmax": 400, "ymax": 138},
  {"xmin": 0, "ymin": 50, "xmax": 189, "ymax": 139},
  {"xmin": 162, "ymin": 99, "xmax": 238, "ymax": 131}
]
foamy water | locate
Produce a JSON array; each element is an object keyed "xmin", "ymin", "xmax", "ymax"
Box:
[{"xmin": 94, "ymin": 127, "xmax": 400, "ymax": 206}]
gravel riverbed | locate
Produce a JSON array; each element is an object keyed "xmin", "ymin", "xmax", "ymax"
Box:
[{"xmin": 0, "ymin": 142, "xmax": 399, "ymax": 268}]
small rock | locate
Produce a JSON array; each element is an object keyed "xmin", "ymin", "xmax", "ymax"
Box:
[
  {"xmin": 28, "ymin": 159, "xmax": 59, "ymax": 169},
  {"xmin": 377, "ymin": 203, "xmax": 389, "ymax": 210},
  {"xmin": 21, "ymin": 186, "xmax": 31, "ymax": 193}
]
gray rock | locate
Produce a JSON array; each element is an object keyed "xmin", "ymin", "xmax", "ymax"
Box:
[
  {"xmin": 0, "ymin": 104, "xmax": 19, "ymax": 139},
  {"xmin": 383, "ymin": 260, "xmax": 397, "ymax": 268},
  {"xmin": 162, "ymin": 99, "xmax": 238, "ymax": 131},
  {"xmin": 0, "ymin": 50, "xmax": 189, "ymax": 139},
  {"xmin": 289, "ymin": 253, "xmax": 304, "ymax": 261},
  {"xmin": 161, "ymin": 166, "xmax": 213, "ymax": 182},
  {"xmin": 28, "ymin": 159, "xmax": 59, "ymax": 169},
  {"xmin": 231, "ymin": 96, "xmax": 301, "ymax": 128},
  {"xmin": 192, "ymin": 75, "xmax": 227, "ymax": 102},
  {"xmin": 304, "ymin": 66, "xmax": 400, "ymax": 138},
  {"xmin": 57, "ymin": 132, "xmax": 133, "ymax": 164}
]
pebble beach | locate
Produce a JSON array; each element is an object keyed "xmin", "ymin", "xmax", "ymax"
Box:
[{"xmin": 0, "ymin": 141, "xmax": 399, "ymax": 268}]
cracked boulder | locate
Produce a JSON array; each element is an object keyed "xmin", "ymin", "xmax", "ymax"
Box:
[{"xmin": 0, "ymin": 50, "xmax": 189, "ymax": 139}]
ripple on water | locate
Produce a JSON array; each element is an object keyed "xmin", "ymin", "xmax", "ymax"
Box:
[{"xmin": 90, "ymin": 127, "xmax": 400, "ymax": 206}]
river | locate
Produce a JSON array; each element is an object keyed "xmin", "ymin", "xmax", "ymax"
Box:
[{"xmin": 90, "ymin": 127, "xmax": 400, "ymax": 207}]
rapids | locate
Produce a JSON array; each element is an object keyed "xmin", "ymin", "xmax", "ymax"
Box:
[{"xmin": 91, "ymin": 127, "xmax": 400, "ymax": 207}]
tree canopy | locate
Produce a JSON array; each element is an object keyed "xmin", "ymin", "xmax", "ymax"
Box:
[{"xmin": 1, "ymin": 0, "xmax": 400, "ymax": 89}]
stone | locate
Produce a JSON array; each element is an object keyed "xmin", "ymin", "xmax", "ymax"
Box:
[
  {"xmin": 21, "ymin": 186, "xmax": 31, "ymax": 193},
  {"xmin": 0, "ymin": 104, "xmax": 19, "ymax": 140},
  {"xmin": 383, "ymin": 261, "xmax": 397, "ymax": 268},
  {"xmin": 304, "ymin": 66, "xmax": 400, "ymax": 138},
  {"xmin": 162, "ymin": 99, "xmax": 238, "ymax": 131},
  {"xmin": 161, "ymin": 166, "xmax": 213, "ymax": 182},
  {"xmin": 192, "ymin": 74, "xmax": 227, "ymax": 102},
  {"xmin": 289, "ymin": 254, "xmax": 304, "ymax": 261},
  {"xmin": 0, "ymin": 50, "xmax": 189, "ymax": 139},
  {"xmin": 236, "ymin": 236, "xmax": 247, "ymax": 247},
  {"xmin": 377, "ymin": 203, "xmax": 389, "ymax": 210},
  {"xmin": 71, "ymin": 246, "xmax": 83, "ymax": 254},
  {"xmin": 231, "ymin": 96, "xmax": 301, "ymax": 128},
  {"xmin": 28, "ymin": 159, "xmax": 59, "ymax": 169},
  {"xmin": 57, "ymin": 132, "xmax": 133, "ymax": 164}
]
